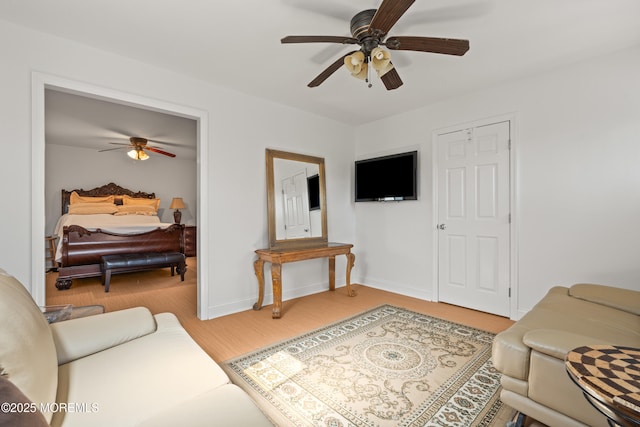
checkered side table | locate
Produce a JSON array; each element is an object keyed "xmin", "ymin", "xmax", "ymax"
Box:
[{"xmin": 566, "ymin": 345, "xmax": 640, "ymax": 427}]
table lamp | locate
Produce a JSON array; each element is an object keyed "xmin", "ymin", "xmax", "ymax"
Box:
[{"xmin": 169, "ymin": 197, "xmax": 185, "ymax": 224}]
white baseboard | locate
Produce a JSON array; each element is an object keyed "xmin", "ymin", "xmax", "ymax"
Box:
[
  {"xmin": 206, "ymin": 280, "xmax": 346, "ymax": 319},
  {"xmin": 361, "ymin": 277, "xmax": 432, "ymax": 301}
]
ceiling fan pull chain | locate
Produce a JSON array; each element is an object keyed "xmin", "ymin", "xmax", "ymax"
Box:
[{"xmin": 367, "ymin": 56, "xmax": 373, "ymax": 88}]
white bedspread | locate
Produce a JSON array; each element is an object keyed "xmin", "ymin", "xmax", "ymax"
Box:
[{"xmin": 53, "ymin": 214, "xmax": 174, "ymax": 262}]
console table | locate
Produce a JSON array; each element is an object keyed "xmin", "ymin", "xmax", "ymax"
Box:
[{"xmin": 253, "ymin": 242, "xmax": 356, "ymax": 318}]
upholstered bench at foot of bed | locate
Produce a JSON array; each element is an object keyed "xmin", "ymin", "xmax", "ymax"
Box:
[{"xmin": 101, "ymin": 252, "xmax": 186, "ymax": 292}]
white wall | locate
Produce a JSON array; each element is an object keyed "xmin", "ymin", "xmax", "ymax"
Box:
[
  {"xmin": 355, "ymin": 45, "xmax": 640, "ymax": 318},
  {"xmin": 0, "ymin": 20, "xmax": 355, "ymax": 318},
  {"xmin": 4, "ymin": 18, "xmax": 636, "ymax": 321},
  {"xmin": 45, "ymin": 144, "xmax": 198, "ymax": 233}
]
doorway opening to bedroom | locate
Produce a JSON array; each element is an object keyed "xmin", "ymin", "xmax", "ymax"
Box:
[{"xmin": 32, "ymin": 73, "xmax": 209, "ymax": 319}]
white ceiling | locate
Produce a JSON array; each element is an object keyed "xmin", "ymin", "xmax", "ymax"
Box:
[
  {"xmin": 45, "ymin": 90, "xmax": 198, "ymax": 160},
  {"xmin": 3, "ymin": 0, "xmax": 640, "ymax": 131}
]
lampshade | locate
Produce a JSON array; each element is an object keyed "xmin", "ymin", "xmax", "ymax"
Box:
[
  {"xmin": 169, "ymin": 197, "xmax": 185, "ymax": 210},
  {"xmin": 344, "ymin": 51, "xmax": 366, "ymax": 76},
  {"xmin": 371, "ymin": 47, "xmax": 394, "ymax": 77},
  {"xmin": 352, "ymin": 62, "xmax": 368, "ymax": 80},
  {"xmin": 127, "ymin": 148, "xmax": 149, "ymax": 161}
]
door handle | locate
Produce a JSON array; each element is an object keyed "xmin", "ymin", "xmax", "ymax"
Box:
[{"xmin": 437, "ymin": 224, "xmax": 446, "ymax": 230}]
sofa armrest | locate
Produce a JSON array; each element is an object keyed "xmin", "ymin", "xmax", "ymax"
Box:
[
  {"xmin": 492, "ymin": 325, "xmax": 532, "ymax": 380},
  {"xmin": 569, "ymin": 284, "xmax": 640, "ymax": 315},
  {"xmin": 50, "ymin": 307, "xmax": 157, "ymax": 365},
  {"xmin": 522, "ymin": 329, "xmax": 610, "ymax": 360}
]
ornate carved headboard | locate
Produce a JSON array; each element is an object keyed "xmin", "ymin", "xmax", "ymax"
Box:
[{"xmin": 61, "ymin": 182, "xmax": 156, "ymax": 215}]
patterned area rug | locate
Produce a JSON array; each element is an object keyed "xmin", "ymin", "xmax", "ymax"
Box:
[{"xmin": 223, "ymin": 305, "xmax": 515, "ymax": 427}]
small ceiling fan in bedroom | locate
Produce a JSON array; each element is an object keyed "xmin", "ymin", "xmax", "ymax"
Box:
[
  {"xmin": 99, "ymin": 137, "xmax": 176, "ymax": 161},
  {"xmin": 281, "ymin": 0, "xmax": 470, "ymax": 90}
]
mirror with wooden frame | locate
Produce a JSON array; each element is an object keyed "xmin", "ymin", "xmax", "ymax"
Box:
[{"xmin": 266, "ymin": 149, "xmax": 328, "ymax": 249}]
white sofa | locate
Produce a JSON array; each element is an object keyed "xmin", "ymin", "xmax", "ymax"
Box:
[{"xmin": 0, "ymin": 268, "xmax": 273, "ymax": 427}]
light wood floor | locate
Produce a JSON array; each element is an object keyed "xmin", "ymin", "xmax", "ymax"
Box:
[{"xmin": 46, "ymin": 257, "xmax": 514, "ymax": 363}]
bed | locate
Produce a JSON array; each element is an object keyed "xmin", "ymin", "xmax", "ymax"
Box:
[{"xmin": 54, "ymin": 183, "xmax": 184, "ymax": 290}]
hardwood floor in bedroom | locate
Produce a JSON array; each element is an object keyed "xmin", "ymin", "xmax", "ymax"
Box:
[{"xmin": 45, "ymin": 257, "xmax": 514, "ymax": 363}]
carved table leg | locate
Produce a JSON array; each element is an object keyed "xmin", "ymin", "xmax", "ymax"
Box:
[
  {"xmin": 328, "ymin": 256, "xmax": 336, "ymax": 291},
  {"xmin": 252, "ymin": 259, "xmax": 265, "ymax": 310},
  {"xmin": 271, "ymin": 263, "xmax": 282, "ymax": 319},
  {"xmin": 345, "ymin": 252, "xmax": 357, "ymax": 297}
]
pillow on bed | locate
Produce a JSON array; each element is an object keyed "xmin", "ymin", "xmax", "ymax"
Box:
[
  {"xmin": 114, "ymin": 205, "xmax": 158, "ymax": 216},
  {"xmin": 122, "ymin": 195, "xmax": 160, "ymax": 211},
  {"xmin": 68, "ymin": 202, "xmax": 118, "ymax": 215},
  {"xmin": 70, "ymin": 191, "xmax": 115, "ymax": 205}
]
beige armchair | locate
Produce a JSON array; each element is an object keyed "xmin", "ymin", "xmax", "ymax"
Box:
[{"xmin": 492, "ymin": 284, "xmax": 640, "ymax": 427}]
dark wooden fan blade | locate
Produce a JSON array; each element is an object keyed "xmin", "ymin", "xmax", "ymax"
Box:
[
  {"xmin": 145, "ymin": 146, "xmax": 176, "ymax": 158},
  {"xmin": 380, "ymin": 67, "xmax": 403, "ymax": 90},
  {"xmin": 385, "ymin": 36, "xmax": 469, "ymax": 55},
  {"xmin": 282, "ymin": 35, "xmax": 358, "ymax": 45},
  {"xmin": 308, "ymin": 50, "xmax": 358, "ymax": 87},
  {"xmin": 369, "ymin": 0, "xmax": 415, "ymax": 36},
  {"xmin": 99, "ymin": 146, "xmax": 128, "ymax": 152}
]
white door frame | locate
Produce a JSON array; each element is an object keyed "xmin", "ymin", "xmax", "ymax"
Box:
[
  {"xmin": 432, "ymin": 113, "xmax": 519, "ymax": 319},
  {"xmin": 31, "ymin": 72, "xmax": 210, "ymax": 319}
]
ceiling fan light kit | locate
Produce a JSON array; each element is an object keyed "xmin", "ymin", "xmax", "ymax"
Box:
[
  {"xmin": 344, "ymin": 47, "xmax": 394, "ymax": 86},
  {"xmin": 281, "ymin": 0, "xmax": 469, "ymax": 90},
  {"xmin": 127, "ymin": 148, "xmax": 149, "ymax": 161}
]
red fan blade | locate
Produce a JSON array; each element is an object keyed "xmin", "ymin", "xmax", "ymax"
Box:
[
  {"xmin": 385, "ymin": 36, "xmax": 469, "ymax": 56},
  {"xmin": 145, "ymin": 146, "xmax": 176, "ymax": 158},
  {"xmin": 281, "ymin": 35, "xmax": 359, "ymax": 44},
  {"xmin": 369, "ymin": 0, "xmax": 415, "ymax": 37},
  {"xmin": 380, "ymin": 67, "xmax": 403, "ymax": 90},
  {"xmin": 308, "ymin": 50, "xmax": 358, "ymax": 87}
]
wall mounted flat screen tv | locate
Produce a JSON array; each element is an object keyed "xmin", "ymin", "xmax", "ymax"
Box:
[
  {"xmin": 307, "ymin": 174, "xmax": 320, "ymax": 211},
  {"xmin": 355, "ymin": 150, "xmax": 417, "ymax": 202}
]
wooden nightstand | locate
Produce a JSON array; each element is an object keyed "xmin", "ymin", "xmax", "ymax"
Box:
[{"xmin": 184, "ymin": 225, "xmax": 197, "ymax": 257}]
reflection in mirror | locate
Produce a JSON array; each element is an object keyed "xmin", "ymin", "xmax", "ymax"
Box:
[
  {"xmin": 266, "ymin": 149, "xmax": 327, "ymax": 249},
  {"xmin": 274, "ymin": 159, "xmax": 321, "ymax": 240}
]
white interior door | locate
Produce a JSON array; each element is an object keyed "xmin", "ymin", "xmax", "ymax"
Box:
[
  {"xmin": 282, "ymin": 170, "xmax": 311, "ymax": 239},
  {"xmin": 436, "ymin": 121, "xmax": 511, "ymax": 316}
]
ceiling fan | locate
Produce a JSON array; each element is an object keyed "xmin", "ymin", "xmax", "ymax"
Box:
[
  {"xmin": 281, "ymin": 0, "xmax": 470, "ymax": 90},
  {"xmin": 99, "ymin": 137, "xmax": 176, "ymax": 161}
]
